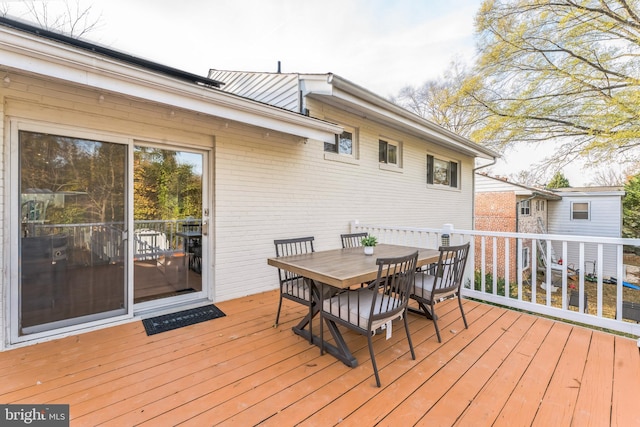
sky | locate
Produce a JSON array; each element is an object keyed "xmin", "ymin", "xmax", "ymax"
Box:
[
  {"xmin": 2, "ymin": 0, "xmax": 596, "ymax": 185},
  {"xmin": 87, "ymin": 0, "xmax": 482, "ymax": 97}
]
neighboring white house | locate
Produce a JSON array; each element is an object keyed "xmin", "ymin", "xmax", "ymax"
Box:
[
  {"xmin": 0, "ymin": 18, "xmax": 497, "ymax": 349},
  {"xmin": 475, "ymin": 173, "xmax": 625, "ymax": 279},
  {"xmin": 548, "ymin": 186, "xmax": 625, "ymax": 279}
]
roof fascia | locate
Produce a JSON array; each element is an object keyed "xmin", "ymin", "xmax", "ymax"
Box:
[
  {"xmin": 303, "ymin": 74, "xmax": 498, "ymax": 160},
  {"xmin": 0, "ymin": 24, "xmax": 342, "ymax": 143},
  {"xmin": 554, "ymin": 191, "xmax": 625, "ymax": 197}
]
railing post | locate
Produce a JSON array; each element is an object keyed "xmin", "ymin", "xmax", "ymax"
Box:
[{"xmin": 441, "ymin": 223, "xmax": 453, "ymax": 246}]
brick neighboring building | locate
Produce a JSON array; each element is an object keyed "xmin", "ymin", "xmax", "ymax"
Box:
[{"xmin": 474, "ymin": 174, "xmax": 561, "ymax": 280}]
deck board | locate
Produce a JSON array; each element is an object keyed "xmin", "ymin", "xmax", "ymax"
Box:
[
  {"xmin": 0, "ymin": 290, "xmax": 638, "ymax": 426},
  {"xmin": 454, "ymin": 316, "xmax": 553, "ymax": 426}
]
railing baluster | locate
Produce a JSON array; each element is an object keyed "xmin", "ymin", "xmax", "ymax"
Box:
[
  {"xmin": 504, "ymin": 237, "xmax": 510, "ymax": 297},
  {"xmin": 597, "ymin": 244, "xmax": 604, "ymax": 318},
  {"xmin": 351, "ymin": 221, "xmax": 640, "ymax": 336}
]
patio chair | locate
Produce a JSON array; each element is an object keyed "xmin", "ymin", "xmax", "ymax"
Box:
[
  {"xmin": 410, "ymin": 242, "xmax": 470, "ymax": 342},
  {"xmin": 320, "ymin": 251, "xmax": 418, "ymax": 387},
  {"xmin": 273, "ymin": 237, "xmax": 316, "ymax": 336},
  {"xmin": 340, "ymin": 232, "xmax": 368, "ymax": 248}
]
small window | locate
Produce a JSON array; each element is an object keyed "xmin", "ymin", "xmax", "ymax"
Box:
[
  {"xmin": 427, "ymin": 155, "xmax": 459, "ymax": 188},
  {"xmin": 536, "ymin": 200, "xmax": 545, "ymax": 212},
  {"xmin": 520, "ymin": 200, "xmax": 531, "ymax": 216},
  {"xmin": 522, "ymin": 247, "xmax": 530, "ymax": 270},
  {"xmin": 325, "ymin": 127, "xmax": 355, "ymax": 156},
  {"xmin": 572, "ymin": 202, "xmax": 590, "ymax": 220},
  {"xmin": 379, "ymin": 139, "xmax": 398, "ymax": 165}
]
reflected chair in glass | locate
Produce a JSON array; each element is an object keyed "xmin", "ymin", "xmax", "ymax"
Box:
[
  {"xmin": 340, "ymin": 232, "xmax": 369, "ymax": 248},
  {"xmin": 180, "ymin": 220, "xmax": 202, "ymax": 275},
  {"xmin": 320, "ymin": 251, "xmax": 418, "ymax": 387},
  {"xmin": 273, "ymin": 236, "xmax": 316, "ymax": 340},
  {"xmin": 410, "ymin": 242, "xmax": 470, "ymax": 342}
]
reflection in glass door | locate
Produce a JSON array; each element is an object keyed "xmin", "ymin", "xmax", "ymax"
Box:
[
  {"xmin": 133, "ymin": 146, "xmax": 203, "ymax": 303},
  {"xmin": 18, "ymin": 131, "xmax": 127, "ymax": 335}
]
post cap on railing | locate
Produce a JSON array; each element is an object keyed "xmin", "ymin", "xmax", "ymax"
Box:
[{"xmin": 441, "ymin": 224, "xmax": 453, "ymax": 246}]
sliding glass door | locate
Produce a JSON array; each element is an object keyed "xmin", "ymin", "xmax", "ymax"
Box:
[
  {"xmin": 18, "ymin": 130, "xmax": 127, "ymax": 335},
  {"xmin": 133, "ymin": 146, "xmax": 204, "ymax": 304},
  {"xmin": 12, "ymin": 126, "xmax": 208, "ymax": 341}
]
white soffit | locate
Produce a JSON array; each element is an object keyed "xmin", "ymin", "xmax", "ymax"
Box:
[{"xmin": 306, "ymin": 75, "xmax": 497, "ymax": 160}]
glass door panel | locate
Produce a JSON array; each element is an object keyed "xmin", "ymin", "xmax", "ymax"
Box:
[
  {"xmin": 133, "ymin": 146, "xmax": 203, "ymax": 303},
  {"xmin": 19, "ymin": 131, "xmax": 127, "ymax": 335}
]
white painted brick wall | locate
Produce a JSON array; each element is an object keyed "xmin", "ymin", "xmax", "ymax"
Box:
[{"xmin": 1, "ymin": 72, "xmax": 479, "ymax": 346}]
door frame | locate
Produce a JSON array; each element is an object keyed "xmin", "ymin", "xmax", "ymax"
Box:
[
  {"xmin": 7, "ymin": 119, "xmax": 213, "ymax": 345},
  {"xmin": 8, "ymin": 119, "xmax": 133, "ymax": 344},
  {"xmin": 131, "ymin": 141, "xmax": 211, "ymax": 314}
]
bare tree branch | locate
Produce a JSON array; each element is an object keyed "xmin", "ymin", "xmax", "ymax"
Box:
[{"xmin": 1, "ymin": 0, "xmax": 102, "ymax": 38}]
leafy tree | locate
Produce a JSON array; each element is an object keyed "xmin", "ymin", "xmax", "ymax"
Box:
[
  {"xmin": 133, "ymin": 148, "xmax": 201, "ymax": 221},
  {"xmin": 469, "ymin": 0, "xmax": 640, "ymax": 168},
  {"xmin": 546, "ymin": 171, "xmax": 571, "ymax": 189},
  {"xmin": 20, "ymin": 132, "xmax": 125, "ymax": 224},
  {"xmin": 623, "ymin": 173, "xmax": 640, "ymax": 238}
]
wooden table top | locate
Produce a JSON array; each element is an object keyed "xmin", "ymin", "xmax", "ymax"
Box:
[{"xmin": 267, "ymin": 244, "xmax": 440, "ymax": 289}]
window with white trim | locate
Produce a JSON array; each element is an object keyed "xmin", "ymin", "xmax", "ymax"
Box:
[
  {"xmin": 427, "ymin": 155, "xmax": 459, "ymax": 188},
  {"xmin": 379, "ymin": 138, "xmax": 400, "ymax": 165},
  {"xmin": 324, "ymin": 125, "xmax": 357, "ymax": 157},
  {"xmin": 571, "ymin": 202, "xmax": 590, "ymax": 220},
  {"xmin": 520, "ymin": 200, "xmax": 531, "ymax": 216}
]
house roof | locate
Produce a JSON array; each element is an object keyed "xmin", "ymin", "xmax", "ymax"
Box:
[
  {"xmin": 208, "ymin": 70, "xmax": 499, "ymax": 161},
  {"xmin": 0, "ymin": 16, "xmax": 342, "ymax": 144},
  {"xmin": 0, "ymin": 16, "xmax": 226, "ymax": 89},
  {"xmin": 476, "ymin": 173, "xmax": 562, "ymax": 200},
  {"xmin": 551, "ymin": 186, "xmax": 625, "ymax": 197}
]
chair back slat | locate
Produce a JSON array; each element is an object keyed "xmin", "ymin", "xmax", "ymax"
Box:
[
  {"xmin": 340, "ymin": 232, "xmax": 369, "ymax": 248},
  {"xmin": 370, "ymin": 252, "xmax": 418, "ymax": 323},
  {"xmin": 432, "ymin": 243, "xmax": 470, "ymax": 296},
  {"xmin": 274, "ymin": 236, "xmax": 315, "ymax": 285},
  {"xmin": 322, "ymin": 251, "xmax": 418, "ymax": 330},
  {"xmin": 320, "ymin": 250, "xmax": 418, "ymax": 387},
  {"xmin": 409, "ymin": 242, "xmax": 470, "ymax": 343}
]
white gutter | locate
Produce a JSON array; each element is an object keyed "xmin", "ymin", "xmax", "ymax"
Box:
[
  {"xmin": 0, "ymin": 25, "xmax": 342, "ymax": 143},
  {"xmin": 325, "ymin": 74, "xmax": 498, "ymax": 160}
]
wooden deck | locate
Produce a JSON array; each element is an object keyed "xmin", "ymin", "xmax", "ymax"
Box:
[{"xmin": 1, "ymin": 290, "xmax": 638, "ymax": 426}]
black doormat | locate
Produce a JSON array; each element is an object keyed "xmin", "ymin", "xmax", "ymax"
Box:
[{"xmin": 142, "ymin": 304, "xmax": 226, "ymax": 336}]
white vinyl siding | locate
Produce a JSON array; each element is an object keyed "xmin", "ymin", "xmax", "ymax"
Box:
[{"xmin": 548, "ymin": 193, "xmax": 623, "ymax": 278}]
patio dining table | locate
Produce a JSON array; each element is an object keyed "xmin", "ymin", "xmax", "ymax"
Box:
[{"xmin": 267, "ymin": 243, "xmax": 440, "ymax": 367}]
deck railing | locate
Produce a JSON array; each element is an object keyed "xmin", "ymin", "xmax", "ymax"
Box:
[
  {"xmin": 25, "ymin": 219, "xmax": 201, "ymax": 263},
  {"xmin": 351, "ymin": 221, "xmax": 640, "ymax": 337}
]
